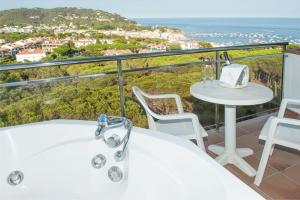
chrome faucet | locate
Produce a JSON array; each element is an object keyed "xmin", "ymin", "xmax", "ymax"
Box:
[
  {"xmin": 95, "ymin": 114, "xmax": 109, "ymax": 138},
  {"xmin": 95, "ymin": 114, "xmax": 133, "ymax": 161}
]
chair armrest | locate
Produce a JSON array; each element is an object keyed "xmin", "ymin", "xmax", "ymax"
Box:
[
  {"xmin": 278, "ymin": 98, "xmax": 300, "ymax": 118},
  {"xmin": 142, "ymin": 92, "xmax": 184, "ymax": 114},
  {"xmin": 267, "ymin": 117, "xmax": 300, "ymax": 139},
  {"xmin": 276, "ymin": 117, "xmax": 300, "ymax": 126},
  {"xmin": 156, "ymin": 113, "xmax": 197, "ymax": 121},
  {"xmin": 155, "ymin": 113, "xmax": 208, "ymax": 137}
]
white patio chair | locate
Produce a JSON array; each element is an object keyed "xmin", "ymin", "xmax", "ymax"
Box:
[
  {"xmin": 132, "ymin": 86, "xmax": 207, "ymax": 151},
  {"xmin": 254, "ymin": 98, "xmax": 300, "ymax": 186}
]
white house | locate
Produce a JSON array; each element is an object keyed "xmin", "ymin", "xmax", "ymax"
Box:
[
  {"xmin": 74, "ymin": 39, "xmax": 97, "ymax": 48},
  {"xmin": 16, "ymin": 49, "xmax": 46, "ymax": 62},
  {"xmin": 98, "ymin": 39, "xmax": 113, "ymax": 45},
  {"xmin": 180, "ymin": 40, "xmax": 199, "ymax": 50},
  {"xmin": 148, "ymin": 44, "xmax": 167, "ymax": 52},
  {"xmin": 1, "ymin": 44, "xmax": 20, "ymax": 56},
  {"xmin": 42, "ymin": 40, "xmax": 67, "ymax": 52}
]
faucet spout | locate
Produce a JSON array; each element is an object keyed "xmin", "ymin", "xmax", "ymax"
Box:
[{"xmin": 95, "ymin": 114, "xmax": 133, "ymax": 160}]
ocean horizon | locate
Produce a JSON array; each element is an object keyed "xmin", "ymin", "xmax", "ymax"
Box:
[{"xmin": 134, "ymin": 17, "xmax": 300, "ymax": 46}]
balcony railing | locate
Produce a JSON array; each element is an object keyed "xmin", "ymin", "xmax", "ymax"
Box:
[{"xmin": 0, "ymin": 42, "xmax": 289, "ymax": 129}]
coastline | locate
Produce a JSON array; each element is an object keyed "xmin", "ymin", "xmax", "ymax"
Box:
[{"xmin": 134, "ymin": 17, "xmax": 300, "ymax": 46}]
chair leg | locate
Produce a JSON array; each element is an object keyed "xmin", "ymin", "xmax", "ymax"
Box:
[
  {"xmin": 196, "ymin": 134, "xmax": 206, "ymax": 152},
  {"xmin": 254, "ymin": 141, "xmax": 273, "ymax": 186}
]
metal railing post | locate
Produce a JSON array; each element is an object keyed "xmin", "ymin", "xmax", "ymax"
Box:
[
  {"xmin": 280, "ymin": 45, "xmax": 287, "ymax": 101},
  {"xmin": 215, "ymin": 51, "xmax": 221, "ymax": 131},
  {"xmin": 117, "ymin": 59, "xmax": 125, "ymax": 117}
]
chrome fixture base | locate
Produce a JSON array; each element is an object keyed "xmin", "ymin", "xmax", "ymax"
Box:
[
  {"xmin": 7, "ymin": 171, "xmax": 24, "ymax": 186},
  {"xmin": 108, "ymin": 166, "xmax": 123, "ymax": 182},
  {"xmin": 91, "ymin": 154, "xmax": 107, "ymax": 169},
  {"xmin": 114, "ymin": 150, "xmax": 126, "ymax": 162}
]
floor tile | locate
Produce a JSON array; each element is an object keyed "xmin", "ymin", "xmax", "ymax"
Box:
[
  {"xmin": 283, "ymin": 164, "xmax": 300, "ymax": 185},
  {"xmin": 237, "ymin": 133, "xmax": 263, "ymax": 153},
  {"xmin": 259, "ymin": 173, "xmax": 300, "ymax": 200},
  {"xmin": 250, "ymin": 185, "xmax": 274, "ymax": 200},
  {"xmin": 237, "ymin": 115, "xmax": 270, "ymax": 133},
  {"xmin": 212, "ymin": 126, "xmax": 251, "ymax": 137},
  {"xmin": 265, "ymin": 149, "xmax": 300, "ymax": 171},
  {"xmin": 253, "ymin": 149, "xmax": 300, "ymax": 172},
  {"xmin": 204, "ymin": 132, "xmax": 224, "ymax": 146},
  {"xmin": 224, "ymin": 155, "xmax": 277, "ymax": 185},
  {"xmin": 244, "ymin": 155, "xmax": 278, "ymax": 178},
  {"xmin": 225, "ymin": 164, "xmax": 254, "ymax": 184},
  {"xmin": 207, "ymin": 151, "xmax": 218, "ymax": 159},
  {"xmin": 206, "ymin": 115, "xmax": 300, "ymax": 199},
  {"xmin": 224, "ymin": 164, "xmax": 274, "ymax": 200}
]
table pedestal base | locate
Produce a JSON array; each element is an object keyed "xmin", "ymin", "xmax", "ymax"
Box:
[
  {"xmin": 190, "ymin": 81, "xmax": 273, "ymax": 177},
  {"xmin": 208, "ymin": 145, "xmax": 256, "ymax": 176},
  {"xmin": 209, "ymin": 105, "xmax": 256, "ymax": 177}
]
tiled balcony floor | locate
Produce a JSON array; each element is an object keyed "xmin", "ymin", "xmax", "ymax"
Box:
[{"xmin": 205, "ymin": 113, "xmax": 300, "ymax": 200}]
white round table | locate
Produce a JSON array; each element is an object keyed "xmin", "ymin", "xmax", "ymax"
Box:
[{"xmin": 190, "ymin": 80, "xmax": 273, "ymax": 176}]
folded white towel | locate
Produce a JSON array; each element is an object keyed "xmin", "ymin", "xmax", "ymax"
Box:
[{"xmin": 220, "ymin": 64, "xmax": 249, "ymax": 88}]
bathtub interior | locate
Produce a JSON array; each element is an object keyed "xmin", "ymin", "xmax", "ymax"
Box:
[{"xmin": 0, "ymin": 120, "xmax": 263, "ymax": 200}]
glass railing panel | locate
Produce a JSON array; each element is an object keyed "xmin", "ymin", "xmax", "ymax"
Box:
[
  {"xmin": 233, "ymin": 55, "xmax": 282, "ymax": 121},
  {"xmin": 123, "ymin": 62, "xmax": 218, "ymax": 128},
  {"xmin": 120, "ymin": 52, "xmax": 216, "ymax": 71},
  {"xmin": 0, "ymin": 43, "xmax": 288, "ymax": 129},
  {"xmin": 0, "ymin": 73, "xmax": 120, "ymax": 128},
  {"xmin": 208, "ymin": 48, "xmax": 283, "ymax": 124}
]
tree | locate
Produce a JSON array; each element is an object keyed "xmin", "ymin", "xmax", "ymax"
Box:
[
  {"xmin": 169, "ymin": 44, "xmax": 181, "ymax": 50},
  {"xmin": 198, "ymin": 41, "xmax": 213, "ymax": 48},
  {"xmin": 288, "ymin": 44, "xmax": 300, "ymax": 49},
  {"xmin": 53, "ymin": 41, "xmax": 77, "ymax": 56}
]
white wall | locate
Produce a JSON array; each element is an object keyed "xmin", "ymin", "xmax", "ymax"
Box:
[
  {"xmin": 284, "ymin": 52, "xmax": 300, "ymax": 112},
  {"xmin": 16, "ymin": 53, "xmax": 46, "ymax": 62}
]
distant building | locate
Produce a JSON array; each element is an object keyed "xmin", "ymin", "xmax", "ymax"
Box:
[
  {"xmin": 0, "ymin": 37, "xmax": 44, "ymax": 59},
  {"xmin": 0, "ymin": 26, "xmax": 33, "ymax": 33},
  {"xmin": 1, "ymin": 44, "xmax": 20, "ymax": 56},
  {"xmin": 74, "ymin": 39, "xmax": 97, "ymax": 48},
  {"xmin": 29, "ymin": 16, "xmax": 40, "ymax": 19},
  {"xmin": 102, "ymin": 49, "xmax": 131, "ymax": 56},
  {"xmin": 16, "ymin": 49, "xmax": 46, "ymax": 62},
  {"xmin": 138, "ymin": 49, "xmax": 152, "ymax": 54},
  {"xmin": 98, "ymin": 39, "xmax": 114, "ymax": 45},
  {"xmin": 14, "ymin": 38, "xmax": 43, "ymax": 49},
  {"xmin": 0, "ymin": 47, "xmax": 10, "ymax": 60},
  {"xmin": 148, "ymin": 44, "xmax": 167, "ymax": 52},
  {"xmin": 180, "ymin": 40, "xmax": 199, "ymax": 50},
  {"xmin": 0, "ymin": 39, "xmax": 6, "ymax": 44},
  {"xmin": 42, "ymin": 40, "xmax": 67, "ymax": 52}
]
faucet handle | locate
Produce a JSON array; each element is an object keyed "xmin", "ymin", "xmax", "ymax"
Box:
[
  {"xmin": 95, "ymin": 114, "xmax": 109, "ymax": 138},
  {"xmin": 98, "ymin": 114, "xmax": 108, "ymax": 123}
]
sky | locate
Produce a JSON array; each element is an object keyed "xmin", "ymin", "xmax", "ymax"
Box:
[{"xmin": 0, "ymin": 0, "xmax": 300, "ymax": 18}]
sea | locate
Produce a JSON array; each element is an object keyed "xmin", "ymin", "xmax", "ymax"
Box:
[{"xmin": 134, "ymin": 18, "xmax": 300, "ymax": 46}]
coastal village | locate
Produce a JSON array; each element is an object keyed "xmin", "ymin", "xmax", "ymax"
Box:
[{"xmin": 0, "ymin": 23, "xmax": 202, "ymax": 63}]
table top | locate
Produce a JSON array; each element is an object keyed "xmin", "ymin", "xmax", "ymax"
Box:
[{"xmin": 190, "ymin": 80, "xmax": 274, "ymax": 106}]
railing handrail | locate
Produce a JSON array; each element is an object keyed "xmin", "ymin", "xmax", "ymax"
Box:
[
  {"xmin": 0, "ymin": 52, "xmax": 284, "ymax": 88},
  {"xmin": 0, "ymin": 42, "xmax": 289, "ymax": 71}
]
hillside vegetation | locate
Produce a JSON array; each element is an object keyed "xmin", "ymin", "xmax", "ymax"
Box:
[
  {"xmin": 0, "ymin": 48, "xmax": 283, "ymax": 128},
  {"xmin": 0, "ymin": 7, "xmax": 143, "ymax": 30}
]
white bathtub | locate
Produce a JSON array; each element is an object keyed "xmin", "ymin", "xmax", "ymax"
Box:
[{"xmin": 0, "ymin": 120, "xmax": 264, "ymax": 200}]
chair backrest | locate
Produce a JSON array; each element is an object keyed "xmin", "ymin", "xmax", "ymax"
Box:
[{"xmin": 132, "ymin": 86, "xmax": 157, "ymax": 129}]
